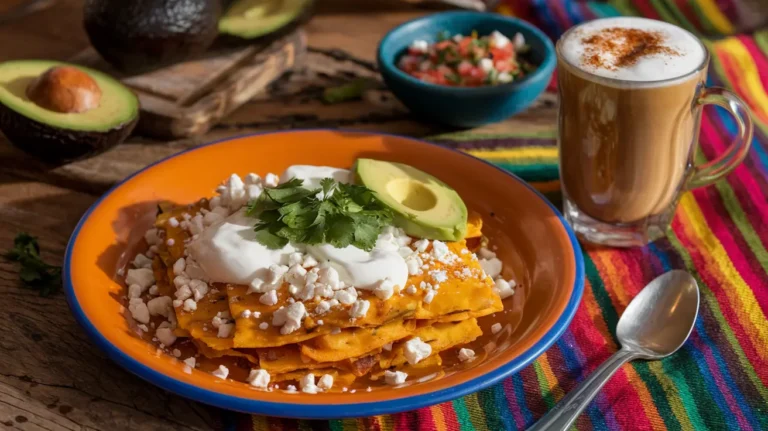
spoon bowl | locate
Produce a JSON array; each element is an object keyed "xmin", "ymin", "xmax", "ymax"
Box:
[
  {"xmin": 617, "ymin": 270, "xmax": 700, "ymax": 358},
  {"xmin": 529, "ymin": 270, "xmax": 700, "ymax": 431}
]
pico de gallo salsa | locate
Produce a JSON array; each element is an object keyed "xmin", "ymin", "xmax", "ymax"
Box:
[{"xmin": 397, "ymin": 30, "xmax": 536, "ymax": 87}]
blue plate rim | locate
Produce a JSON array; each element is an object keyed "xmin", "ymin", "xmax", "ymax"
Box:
[
  {"xmin": 63, "ymin": 129, "xmax": 585, "ymax": 419},
  {"xmin": 377, "ymin": 11, "xmax": 557, "ymax": 94}
]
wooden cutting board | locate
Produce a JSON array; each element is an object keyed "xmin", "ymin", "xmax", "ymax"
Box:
[{"xmin": 69, "ymin": 29, "xmax": 307, "ymax": 139}]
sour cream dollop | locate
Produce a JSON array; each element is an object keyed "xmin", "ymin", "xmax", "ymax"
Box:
[
  {"xmin": 187, "ymin": 165, "xmax": 409, "ymax": 289},
  {"xmin": 280, "ymin": 165, "xmax": 352, "ymax": 189},
  {"xmin": 307, "ymin": 235, "xmax": 408, "ymax": 290},
  {"xmin": 187, "ymin": 209, "xmax": 297, "ymax": 285}
]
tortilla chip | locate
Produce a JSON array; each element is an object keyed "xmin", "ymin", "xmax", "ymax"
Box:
[
  {"xmin": 347, "ymin": 354, "xmax": 380, "ymax": 377},
  {"xmin": 408, "ymin": 241, "xmax": 503, "ymax": 320},
  {"xmin": 257, "ymin": 344, "xmax": 380, "ymax": 377},
  {"xmin": 173, "ymin": 328, "xmax": 191, "ymax": 337},
  {"xmin": 300, "ymin": 319, "xmax": 416, "ymax": 363},
  {"xmin": 191, "ymin": 339, "xmax": 259, "ymax": 364},
  {"xmin": 272, "ymin": 369, "xmax": 357, "ymax": 388},
  {"xmin": 228, "ymin": 284, "xmax": 338, "ymax": 348},
  {"xmin": 380, "ymin": 318, "xmax": 482, "ymax": 369},
  {"xmin": 257, "ymin": 345, "xmax": 344, "ymax": 374},
  {"xmin": 174, "ymin": 288, "xmax": 235, "ymax": 350},
  {"xmin": 370, "ymin": 353, "xmax": 444, "ymax": 382},
  {"xmin": 155, "ymin": 203, "xmax": 238, "ymax": 351},
  {"xmin": 151, "ymin": 256, "xmax": 175, "ymax": 297},
  {"xmin": 466, "ymin": 211, "xmax": 483, "ymax": 239}
]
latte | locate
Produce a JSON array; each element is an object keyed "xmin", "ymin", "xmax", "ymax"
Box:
[{"xmin": 557, "ymin": 17, "xmax": 708, "ymax": 225}]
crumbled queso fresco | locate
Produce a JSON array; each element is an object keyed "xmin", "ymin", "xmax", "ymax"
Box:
[{"xmin": 123, "ymin": 170, "xmax": 517, "ymax": 392}]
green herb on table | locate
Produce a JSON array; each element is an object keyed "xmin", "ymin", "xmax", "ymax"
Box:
[
  {"xmin": 322, "ymin": 78, "xmax": 375, "ymax": 104},
  {"xmin": 4, "ymin": 232, "xmax": 62, "ymax": 296},
  {"xmin": 246, "ymin": 178, "xmax": 393, "ymax": 251}
]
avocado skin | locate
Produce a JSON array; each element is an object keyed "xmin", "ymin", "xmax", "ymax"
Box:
[
  {"xmin": 0, "ymin": 103, "xmax": 137, "ymax": 164},
  {"xmin": 83, "ymin": 0, "xmax": 221, "ymax": 72}
]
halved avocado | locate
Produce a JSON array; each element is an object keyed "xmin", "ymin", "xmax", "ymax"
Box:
[
  {"xmin": 0, "ymin": 60, "xmax": 139, "ymax": 164},
  {"xmin": 354, "ymin": 158, "xmax": 468, "ymax": 241},
  {"xmin": 219, "ymin": 0, "xmax": 312, "ymax": 39}
]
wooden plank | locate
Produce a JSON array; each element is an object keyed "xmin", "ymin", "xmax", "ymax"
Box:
[
  {"xmin": 0, "ymin": 177, "xmax": 218, "ymax": 430},
  {"xmin": 70, "ymin": 30, "xmax": 307, "ymax": 139}
]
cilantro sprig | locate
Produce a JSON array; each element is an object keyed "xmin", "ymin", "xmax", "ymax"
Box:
[
  {"xmin": 246, "ymin": 178, "xmax": 393, "ymax": 251},
  {"xmin": 4, "ymin": 233, "xmax": 62, "ymax": 296}
]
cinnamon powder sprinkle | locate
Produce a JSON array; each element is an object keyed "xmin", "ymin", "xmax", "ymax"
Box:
[{"xmin": 580, "ymin": 27, "xmax": 680, "ymax": 71}]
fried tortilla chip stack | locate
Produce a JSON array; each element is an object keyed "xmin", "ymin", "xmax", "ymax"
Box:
[{"xmin": 147, "ymin": 196, "xmax": 504, "ymax": 391}]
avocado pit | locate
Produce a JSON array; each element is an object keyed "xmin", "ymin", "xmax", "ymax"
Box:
[{"xmin": 26, "ymin": 66, "xmax": 102, "ymax": 114}]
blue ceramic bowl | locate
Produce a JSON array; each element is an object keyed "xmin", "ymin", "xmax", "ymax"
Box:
[{"xmin": 378, "ymin": 11, "xmax": 556, "ymax": 128}]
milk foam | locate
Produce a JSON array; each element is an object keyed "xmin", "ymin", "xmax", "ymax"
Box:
[{"xmin": 560, "ymin": 17, "xmax": 705, "ymax": 84}]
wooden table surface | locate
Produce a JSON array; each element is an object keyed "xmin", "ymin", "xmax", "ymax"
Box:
[{"xmin": 0, "ymin": 1, "xmax": 556, "ymax": 429}]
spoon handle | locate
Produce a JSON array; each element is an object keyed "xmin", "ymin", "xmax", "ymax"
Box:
[{"xmin": 528, "ymin": 348, "xmax": 639, "ymax": 431}]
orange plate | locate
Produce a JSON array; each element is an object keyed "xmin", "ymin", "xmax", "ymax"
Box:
[{"xmin": 63, "ymin": 130, "xmax": 584, "ymax": 418}]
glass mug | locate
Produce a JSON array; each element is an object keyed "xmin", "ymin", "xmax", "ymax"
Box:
[{"xmin": 556, "ymin": 18, "xmax": 753, "ymax": 247}]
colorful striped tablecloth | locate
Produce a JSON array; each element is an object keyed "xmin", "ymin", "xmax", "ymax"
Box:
[{"xmin": 233, "ymin": 2, "xmax": 768, "ymax": 430}]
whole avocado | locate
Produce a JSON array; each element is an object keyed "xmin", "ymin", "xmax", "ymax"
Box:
[{"xmin": 83, "ymin": 0, "xmax": 221, "ymax": 72}]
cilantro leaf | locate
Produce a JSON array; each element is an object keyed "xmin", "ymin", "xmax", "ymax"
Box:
[
  {"xmin": 320, "ymin": 178, "xmax": 336, "ymax": 197},
  {"xmin": 279, "ymin": 201, "xmax": 317, "ymax": 229},
  {"xmin": 247, "ymin": 177, "xmax": 393, "ymax": 251},
  {"xmin": 253, "ymin": 226, "xmax": 289, "ymax": 249},
  {"xmin": 264, "ymin": 185, "xmax": 318, "ymax": 204},
  {"xmin": 258, "ymin": 209, "xmax": 281, "ymax": 224},
  {"xmin": 4, "ymin": 233, "xmax": 62, "ymax": 296},
  {"xmin": 351, "ymin": 216, "xmax": 381, "ymax": 251},
  {"xmin": 305, "ymin": 222, "xmax": 327, "ymax": 244},
  {"xmin": 326, "ymin": 214, "xmax": 356, "ymax": 248},
  {"xmin": 275, "ymin": 178, "xmax": 305, "ymax": 189}
]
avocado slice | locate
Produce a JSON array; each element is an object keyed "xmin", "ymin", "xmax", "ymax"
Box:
[
  {"xmin": 0, "ymin": 60, "xmax": 139, "ymax": 163},
  {"xmin": 83, "ymin": 0, "xmax": 221, "ymax": 72},
  {"xmin": 354, "ymin": 159, "xmax": 468, "ymax": 241},
  {"xmin": 219, "ymin": 0, "xmax": 311, "ymax": 39}
]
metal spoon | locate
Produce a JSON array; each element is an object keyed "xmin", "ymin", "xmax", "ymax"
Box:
[{"xmin": 528, "ymin": 270, "xmax": 699, "ymax": 431}]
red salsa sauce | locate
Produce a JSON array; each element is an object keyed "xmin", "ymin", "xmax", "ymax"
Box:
[{"xmin": 397, "ymin": 30, "xmax": 536, "ymax": 87}]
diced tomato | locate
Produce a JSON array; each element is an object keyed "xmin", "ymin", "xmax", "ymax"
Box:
[
  {"xmin": 494, "ymin": 60, "xmax": 512, "ymax": 73},
  {"xmin": 490, "ymin": 46, "xmax": 513, "ymax": 61},
  {"xmin": 436, "ymin": 64, "xmax": 453, "ymax": 75},
  {"xmin": 434, "ymin": 40, "xmax": 453, "ymax": 51},
  {"xmin": 457, "ymin": 37, "xmax": 473, "ymax": 56},
  {"xmin": 457, "ymin": 61, "xmax": 473, "ymax": 76},
  {"xmin": 407, "ymin": 47, "xmax": 426, "ymax": 56},
  {"xmin": 462, "ymin": 67, "xmax": 486, "ymax": 86},
  {"xmin": 431, "ymin": 70, "xmax": 448, "ymax": 85},
  {"xmin": 399, "ymin": 55, "xmax": 423, "ymax": 73},
  {"xmin": 495, "ymin": 60, "xmax": 519, "ymax": 73}
]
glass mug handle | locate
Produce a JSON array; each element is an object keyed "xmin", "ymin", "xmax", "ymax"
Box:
[{"xmin": 686, "ymin": 87, "xmax": 754, "ymax": 190}]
